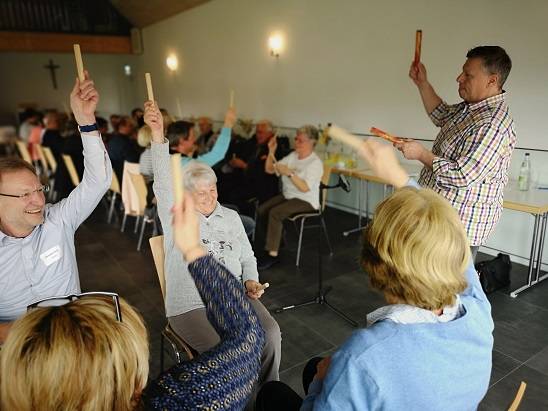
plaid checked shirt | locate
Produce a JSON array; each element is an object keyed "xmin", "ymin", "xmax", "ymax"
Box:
[{"xmin": 418, "ymin": 92, "xmax": 516, "ymax": 246}]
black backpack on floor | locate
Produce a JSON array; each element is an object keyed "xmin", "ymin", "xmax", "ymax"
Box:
[{"xmin": 475, "ymin": 253, "xmax": 511, "ymax": 294}]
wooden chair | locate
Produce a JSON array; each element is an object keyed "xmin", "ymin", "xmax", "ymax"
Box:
[
  {"xmin": 129, "ymin": 172, "xmax": 157, "ymax": 251},
  {"xmin": 107, "ymin": 172, "xmax": 121, "ymax": 224},
  {"xmin": 149, "ymin": 235, "xmax": 196, "ymax": 371},
  {"xmin": 62, "ymin": 154, "xmax": 80, "ymax": 187},
  {"xmin": 508, "ymin": 381, "xmax": 526, "ymax": 411},
  {"xmin": 34, "ymin": 144, "xmax": 49, "ymax": 175},
  {"xmin": 16, "ymin": 141, "xmax": 32, "ymax": 163},
  {"xmin": 286, "ymin": 164, "xmax": 334, "ymax": 266},
  {"xmin": 42, "ymin": 146, "xmax": 58, "ymax": 201}
]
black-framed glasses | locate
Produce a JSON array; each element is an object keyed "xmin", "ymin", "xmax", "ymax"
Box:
[
  {"xmin": 27, "ymin": 292, "xmax": 122, "ymax": 322},
  {"xmin": 0, "ymin": 184, "xmax": 50, "ymax": 199}
]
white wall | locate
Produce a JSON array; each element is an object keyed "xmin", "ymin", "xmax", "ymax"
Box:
[
  {"xmin": 136, "ymin": 0, "xmax": 548, "ymax": 269},
  {"xmin": 0, "ymin": 52, "xmax": 140, "ymax": 122}
]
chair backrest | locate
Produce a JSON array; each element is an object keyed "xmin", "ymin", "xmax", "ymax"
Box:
[
  {"xmin": 149, "ymin": 235, "xmax": 166, "ymax": 299},
  {"xmin": 121, "ymin": 161, "xmax": 142, "ymax": 216},
  {"xmin": 320, "ymin": 164, "xmax": 332, "ymax": 211},
  {"xmin": 16, "ymin": 141, "xmax": 32, "ymax": 163},
  {"xmin": 42, "ymin": 146, "xmax": 57, "ymax": 173},
  {"xmin": 110, "ymin": 170, "xmax": 121, "ymax": 194},
  {"xmin": 35, "ymin": 144, "xmax": 49, "ymax": 173},
  {"xmin": 62, "ymin": 154, "xmax": 80, "ymax": 187},
  {"xmin": 129, "ymin": 172, "xmax": 148, "ymax": 215},
  {"xmin": 508, "ymin": 381, "xmax": 526, "ymax": 411}
]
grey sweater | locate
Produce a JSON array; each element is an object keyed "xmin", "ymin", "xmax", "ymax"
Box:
[{"xmin": 151, "ymin": 141, "xmax": 259, "ymax": 317}]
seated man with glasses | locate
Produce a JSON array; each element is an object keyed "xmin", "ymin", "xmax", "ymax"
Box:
[
  {"xmin": 0, "ymin": 70, "xmax": 112, "ymax": 343},
  {"xmin": 1, "ymin": 195, "xmax": 264, "ymax": 410}
]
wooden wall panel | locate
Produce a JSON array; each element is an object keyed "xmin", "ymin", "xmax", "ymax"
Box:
[{"xmin": 0, "ymin": 32, "xmax": 132, "ymax": 54}]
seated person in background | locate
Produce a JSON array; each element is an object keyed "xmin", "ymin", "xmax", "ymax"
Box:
[
  {"xmin": 138, "ymin": 125, "xmax": 154, "ymax": 179},
  {"xmin": 131, "ymin": 107, "xmax": 145, "ymax": 129},
  {"xmin": 146, "ymin": 102, "xmax": 281, "ymax": 383},
  {"xmin": 107, "ymin": 115, "xmax": 142, "ymax": 185},
  {"xmin": 96, "ymin": 116, "xmax": 109, "ymax": 144},
  {"xmin": 41, "ymin": 112, "xmax": 63, "ymax": 170},
  {"xmin": 55, "ymin": 120, "xmax": 85, "ymax": 199},
  {"xmin": 257, "ymin": 125, "xmax": 323, "ymax": 270},
  {"xmin": 0, "ymin": 194, "xmax": 264, "ymax": 410},
  {"xmin": 217, "ymin": 119, "xmax": 290, "ymax": 216},
  {"xmin": 0, "ymin": 71, "xmax": 112, "ymax": 343},
  {"xmin": 167, "ymin": 117, "xmax": 230, "ymax": 167},
  {"xmin": 196, "ymin": 116, "xmax": 218, "ymax": 154},
  {"xmin": 256, "ymin": 139, "xmax": 494, "ymax": 411},
  {"xmin": 160, "ymin": 108, "xmax": 173, "ymax": 133},
  {"xmin": 18, "ymin": 109, "xmax": 41, "ymax": 143}
]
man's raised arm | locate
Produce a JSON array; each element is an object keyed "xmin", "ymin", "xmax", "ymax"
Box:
[{"xmin": 55, "ymin": 70, "xmax": 112, "ymax": 230}]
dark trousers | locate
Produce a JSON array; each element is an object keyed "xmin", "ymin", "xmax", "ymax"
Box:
[
  {"xmin": 255, "ymin": 357, "xmax": 322, "ymax": 411},
  {"xmin": 470, "ymin": 245, "xmax": 479, "ymax": 262}
]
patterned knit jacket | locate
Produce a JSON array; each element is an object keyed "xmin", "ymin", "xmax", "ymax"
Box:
[{"xmin": 144, "ymin": 255, "xmax": 265, "ymax": 410}]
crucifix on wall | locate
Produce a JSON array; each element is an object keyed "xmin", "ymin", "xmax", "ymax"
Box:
[{"xmin": 44, "ymin": 59, "xmax": 60, "ymax": 89}]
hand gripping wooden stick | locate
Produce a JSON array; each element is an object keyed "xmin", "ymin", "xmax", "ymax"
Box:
[
  {"xmin": 171, "ymin": 154, "xmax": 184, "ymax": 205},
  {"xmin": 414, "ymin": 30, "xmax": 422, "ymax": 65},
  {"xmin": 73, "ymin": 44, "xmax": 85, "ymax": 82},
  {"xmin": 145, "ymin": 73, "xmax": 154, "ymax": 102}
]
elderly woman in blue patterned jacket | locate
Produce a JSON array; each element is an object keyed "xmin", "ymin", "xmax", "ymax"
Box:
[{"xmin": 145, "ymin": 100, "xmax": 282, "ymax": 384}]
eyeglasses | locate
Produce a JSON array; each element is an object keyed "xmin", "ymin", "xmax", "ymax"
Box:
[
  {"xmin": 0, "ymin": 184, "xmax": 50, "ymax": 199},
  {"xmin": 27, "ymin": 292, "xmax": 122, "ymax": 322}
]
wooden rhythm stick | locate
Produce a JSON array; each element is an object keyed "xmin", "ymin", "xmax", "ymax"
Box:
[
  {"xmin": 328, "ymin": 124, "xmax": 364, "ymax": 152},
  {"xmin": 414, "ymin": 30, "xmax": 422, "ymax": 66},
  {"xmin": 145, "ymin": 73, "xmax": 154, "ymax": 101},
  {"xmin": 258, "ymin": 282, "xmax": 270, "ymax": 291},
  {"xmin": 171, "ymin": 153, "xmax": 184, "ymax": 205},
  {"xmin": 229, "ymin": 89, "xmax": 235, "ymax": 108},
  {"xmin": 370, "ymin": 127, "xmax": 404, "ymax": 144},
  {"xmin": 73, "ymin": 44, "xmax": 85, "ymax": 82}
]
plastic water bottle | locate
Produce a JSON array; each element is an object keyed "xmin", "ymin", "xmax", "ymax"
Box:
[{"xmin": 518, "ymin": 153, "xmax": 531, "ymax": 191}]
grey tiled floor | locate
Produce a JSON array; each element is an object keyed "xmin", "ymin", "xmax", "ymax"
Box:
[{"xmin": 77, "ymin": 206, "xmax": 548, "ymax": 410}]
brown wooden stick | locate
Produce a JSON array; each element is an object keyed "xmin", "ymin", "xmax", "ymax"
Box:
[
  {"xmin": 229, "ymin": 89, "xmax": 235, "ymax": 108},
  {"xmin": 370, "ymin": 127, "xmax": 404, "ymax": 144},
  {"xmin": 171, "ymin": 153, "xmax": 184, "ymax": 205},
  {"xmin": 145, "ymin": 72, "xmax": 154, "ymax": 102},
  {"xmin": 508, "ymin": 382, "xmax": 526, "ymax": 411},
  {"xmin": 414, "ymin": 30, "xmax": 422, "ymax": 65},
  {"xmin": 73, "ymin": 44, "xmax": 85, "ymax": 82}
]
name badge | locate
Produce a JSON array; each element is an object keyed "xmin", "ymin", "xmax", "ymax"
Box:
[{"xmin": 40, "ymin": 245, "xmax": 62, "ymax": 266}]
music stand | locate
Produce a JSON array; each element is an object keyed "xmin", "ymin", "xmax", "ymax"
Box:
[{"xmin": 274, "ymin": 176, "xmax": 359, "ymax": 327}]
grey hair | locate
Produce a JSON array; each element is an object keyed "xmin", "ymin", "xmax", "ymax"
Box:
[
  {"xmin": 256, "ymin": 119, "xmax": 273, "ymax": 132},
  {"xmin": 182, "ymin": 161, "xmax": 217, "ymax": 192},
  {"xmin": 296, "ymin": 125, "xmax": 319, "ymax": 142}
]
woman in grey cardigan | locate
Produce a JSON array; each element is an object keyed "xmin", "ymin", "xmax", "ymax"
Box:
[{"xmin": 145, "ymin": 101, "xmax": 281, "ymax": 384}]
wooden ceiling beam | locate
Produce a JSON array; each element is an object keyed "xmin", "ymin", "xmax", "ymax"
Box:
[{"xmin": 0, "ymin": 32, "xmax": 132, "ymax": 54}]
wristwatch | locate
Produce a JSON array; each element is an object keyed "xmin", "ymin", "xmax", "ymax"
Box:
[{"xmin": 78, "ymin": 123, "xmax": 98, "ymax": 133}]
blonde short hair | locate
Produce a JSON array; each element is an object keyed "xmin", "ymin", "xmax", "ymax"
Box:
[
  {"xmin": 137, "ymin": 124, "xmax": 153, "ymax": 148},
  {"xmin": 0, "ymin": 296, "xmax": 149, "ymax": 411},
  {"xmin": 361, "ymin": 187, "xmax": 469, "ymax": 311}
]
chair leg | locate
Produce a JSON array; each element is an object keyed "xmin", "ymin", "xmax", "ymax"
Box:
[
  {"xmin": 296, "ymin": 218, "xmax": 306, "ymax": 266},
  {"xmin": 107, "ymin": 192, "xmax": 117, "ymax": 224},
  {"xmin": 120, "ymin": 213, "xmax": 128, "ymax": 232},
  {"xmin": 137, "ymin": 218, "xmax": 147, "ymax": 251},
  {"xmin": 134, "ymin": 216, "xmax": 140, "ymax": 233},
  {"xmin": 321, "ymin": 216, "xmax": 333, "ymax": 255}
]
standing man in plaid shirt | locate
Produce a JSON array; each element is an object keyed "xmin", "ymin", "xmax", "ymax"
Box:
[{"xmin": 396, "ymin": 46, "xmax": 516, "ymax": 260}]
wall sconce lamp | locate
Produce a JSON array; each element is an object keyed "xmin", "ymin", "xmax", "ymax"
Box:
[
  {"xmin": 268, "ymin": 33, "xmax": 283, "ymax": 58},
  {"xmin": 166, "ymin": 54, "xmax": 178, "ymax": 71}
]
